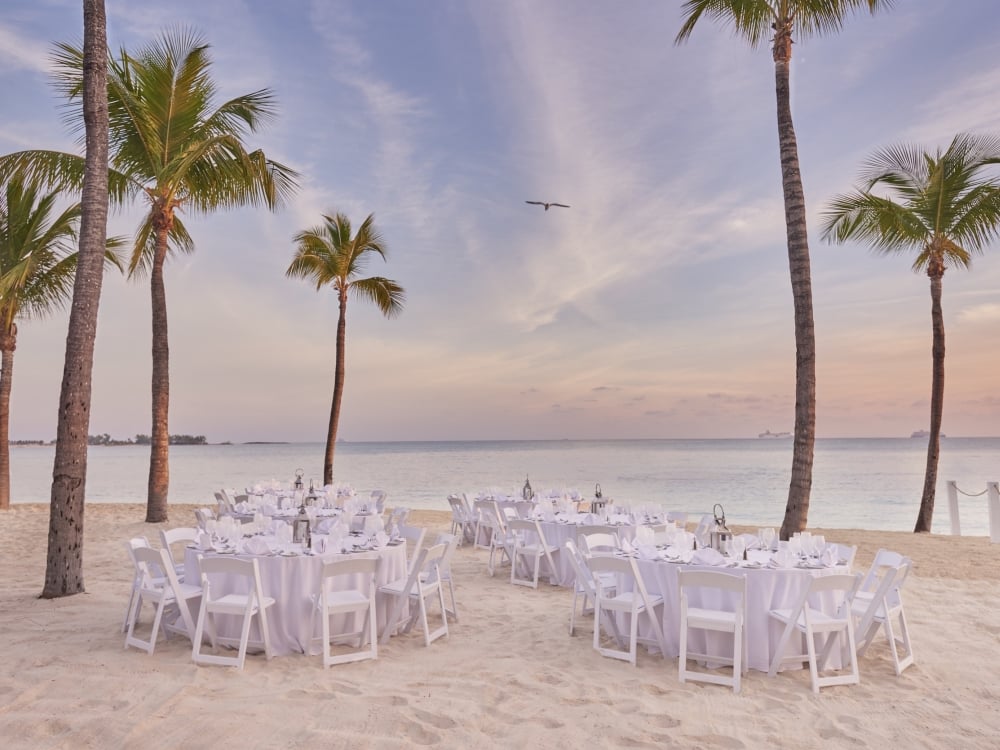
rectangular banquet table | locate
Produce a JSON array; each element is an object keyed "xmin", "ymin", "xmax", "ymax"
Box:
[{"xmin": 184, "ymin": 541, "xmax": 409, "ymax": 656}]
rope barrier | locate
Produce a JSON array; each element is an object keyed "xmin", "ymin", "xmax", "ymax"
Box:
[{"xmin": 954, "ymin": 485, "xmax": 989, "ymax": 497}]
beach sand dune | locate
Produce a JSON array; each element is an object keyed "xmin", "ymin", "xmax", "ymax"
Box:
[{"xmin": 1, "ymin": 504, "xmax": 998, "ymax": 749}]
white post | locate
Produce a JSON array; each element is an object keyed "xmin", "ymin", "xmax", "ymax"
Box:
[
  {"xmin": 947, "ymin": 480, "xmax": 961, "ymax": 536},
  {"xmin": 987, "ymin": 482, "xmax": 1000, "ymax": 544}
]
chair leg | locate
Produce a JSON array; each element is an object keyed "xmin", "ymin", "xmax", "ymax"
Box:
[
  {"xmin": 804, "ymin": 629, "xmax": 820, "ymax": 694},
  {"xmin": 678, "ymin": 616, "xmax": 688, "ymax": 684},
  {"xmin": 258, "ymin": 605, "xmax": 273, "ymax": 661},
  {"xmin": 732, "ymin": 622, "xmax": 743, "ymax": 694}
]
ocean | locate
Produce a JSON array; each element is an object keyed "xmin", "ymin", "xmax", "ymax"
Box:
[{"xmin": 9, "ymin": 438, "xmax": 999, "ymax": 535}]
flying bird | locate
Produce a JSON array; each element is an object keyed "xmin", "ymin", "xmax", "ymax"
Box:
[{"xmin": 525, "ymin": 201, "xmax": 570, "ymax": 211}]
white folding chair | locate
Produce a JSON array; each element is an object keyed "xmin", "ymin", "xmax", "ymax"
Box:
[
  {"xmin": 125, "ymin": 546, "xmax": 201, "ymax": 655},
  {"xmin": 122, "ymin": 536, "xmax": 161, "ymax": 633},
  {"xmin": 768, "ymin": 573, "xmax": 861, "ymax": 693},
  {"xmin": 587, "ymin": 555, "xmax": 667, "ymax": 665},
  {"xmin": 192, "ymin": 557, "xmax": 275, "ymax": 670},
  {"xmin": 387, "ymin": 506, "xmax": 410, "ymax": 530},
  {"xmin": 447, "ymin": 494, "xmax": 476, "ymax": 545},
  {"xmin": 194, "ymin": 507, "xmax": 215, "ymax": 530},
  {"xmin": 314, "ymin": 556, "xmax": 380, "ymax": 667},
  {"xmin": 472, "ymin": 498, "xmax": 494, "ymax": 551},
  {"xmin": 429, "ymin": 533, "xmax": 460, "ymax": 621},
  {"xmin": 564, "ymin": 539, "xmax": 617, "ymax": 636},
  {"xmin": 849, "ymin": 559, "xmax": 914, "ymax": 675},
  {"xmin": 379, "ymin": 544, "xmax": 450, "ymax": 647},
  {"xmin": 677, "ymin": 570, "xmax": 747, "ymax": 693},
  {"xmin": 477, "ymin": 501, "xmax": 515, "ymax": 576},
  {"xmin": 398, "ymin": 524, "xmax": 427, "ymax": 572},
  {"xmin": 509, "ymin": 519, "xmax": 559, "ymax": 588},
  {"xmin": 159, "ymin": 526, "xmax": 199, "ymax": 579}
]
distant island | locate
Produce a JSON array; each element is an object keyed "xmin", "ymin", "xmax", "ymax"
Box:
[{"xmin": 88, "ymin": 433, "xmax": 209, "ymax": 446}]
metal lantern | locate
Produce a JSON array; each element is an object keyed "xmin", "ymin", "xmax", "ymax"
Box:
[
  {"xmin": 709, "ymin": 502, "xmax": 733, "ymax": 553},
  {"xmin": 591, "ymin": 482, "xmax": 606, "ymax": 514},
  {"xmin": 293, "ymin": 503, "xmax": 311, "ymax": 547},
  {"xmin": 293, "ymin": 468, "xmax": 304, "ymax": 491},
  {"xmin": 522, "ymin": 475, "xmax": 533, "ymax": 501}
]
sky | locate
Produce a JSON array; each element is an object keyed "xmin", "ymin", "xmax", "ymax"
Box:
[{"xmin": 1, "ymin": 0, "xmax": 999, "ymax": 443}]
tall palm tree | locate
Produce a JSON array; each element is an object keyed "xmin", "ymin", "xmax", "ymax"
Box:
[
  {"xmin": 0, "ymin": 179, "xmax": 121, "ymax": 511},
  {"xmin": 42, "ymin": 0, "xmax": 109, "ymax": 598},
  {"xmin": 822, "ymin": 133, "xmax": 1000, "ymax": 532},
  {"xmin": 286, "ymin": 213, "xmax": 405, "ymax": 485},
  {"xmin": 1, "ymin": 29, "xmax": 298, "ymax": 523},
  {"xmin": 675, "ymin": 0, "xmax": 890, "ymax": 539}
]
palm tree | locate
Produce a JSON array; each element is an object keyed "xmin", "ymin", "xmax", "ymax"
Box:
[
  {"xmin": 0, "ymin": 178, "xmax": 121, "ymax": 511},
  {"xmin": 286, "ymin": 213, "xmax": 405, "ymax": 485},
  {"xmin": 42, "ymin": 0, "xmax": 110, "ymax": 598},
  {"xmin": 822, "ymin": 133, "xmax": 1000, "ymax": 532},
  {"xmin": 1, "ymin": 29, "xmax": 298, "ymax": 523},
  {"xmin": 675, "ymin": 0, "xmax": 890, "ymax": 539}
]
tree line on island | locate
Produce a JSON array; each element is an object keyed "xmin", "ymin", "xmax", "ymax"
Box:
[{"xmin": 2, "ymin": 0, "xmax": 999, "ymax": 598}]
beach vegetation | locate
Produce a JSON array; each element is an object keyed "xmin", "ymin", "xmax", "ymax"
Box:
[
  {"xmin": 0, "ymin": 28, "xmax": 299, "ymax": 523},
  {"xmin": 0, "ymin": 178, "xmax": 121, "ymax": 511},
  {"xmin": 286, "ymin": 212, "xmax": 404, "ymax": 485},
  {"xmin": 675, "ymin": 0, "xmax": 891, "ymax": 539},
  {"xmin": 822, "ymin": 132, "xmax": 1000, "ymax": 532}
]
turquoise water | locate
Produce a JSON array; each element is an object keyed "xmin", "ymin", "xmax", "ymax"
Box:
[{"xmin": 10, "ymin": 438, "xmax": 998, "ymax": 534}]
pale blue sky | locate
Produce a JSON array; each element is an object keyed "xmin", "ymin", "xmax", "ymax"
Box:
[{"xmin": 2, "ymin": 0, "xmax": 999, "ymax": 442}]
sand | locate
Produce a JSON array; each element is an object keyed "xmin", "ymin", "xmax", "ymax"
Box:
[{"xmin": 1, "ymin": 503, "xmax": 999, "ymax": 749}]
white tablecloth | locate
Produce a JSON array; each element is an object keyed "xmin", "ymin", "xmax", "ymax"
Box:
[
  {"xmin": 623, "ymin": 558, "xmax": 848, "ymax": 671},
  {"xmin": 184, "ymin": 542, "xmax": 408, "ymax": 656}
]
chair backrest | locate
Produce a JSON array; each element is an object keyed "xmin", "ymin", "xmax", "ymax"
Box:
[
  {"xmin": 447, "ymin": 495, "xmax": 468, "ymax": 522},
  {"xmin": 577, "ymin": 528, "xmax": 620, "ymax": 556},
  {"xmin": 564, "ymin": 539, "xmax": 597, "ymax": 596},
  {"xmin": 399, "ymin": 525, "xmax": 427, "ymax": 570},
  {"xmin": 320, "ymin": 556, "xmax": 379, "ymax": 595},
  {"xmin": 370, "ymin": 490, "xmax": 387, "ymax": 514},
  {"xmin": 508, "ymin": 518, "xmax": 546, "ymax": 546},
  {"xmin": 432, "ymin": 533, "xmax": 459, "ymax": 577},
  {"xmin": 160, "ymin": 526, "xmax": 199, "ymax": 549},
  {"xmin": 859, "ymin": 549, "xmax": 906, "ymax": 594},
  {"xmin": 794, "ymin": 573, "xmax": 861, "ymax": 624},
  {"xmin": 194, "ymin": 508, "xmax": 215, "ymax": 530},
  {"xmin": 678, "ymin": 569, "xmax": 746, "ymax": 615},
  {"xmin": 693, "ymin": 514, "xmax": 714, "ymax": 546},
  {"xmin": 419, "ymin": 542, "xmax": 449, "ymax": 585},
  {"xmin": 834, "ymin": 543, "xmax": 858, "ymax": 569},
  {"xmin": 133, "ymin": 546, "xmax": 190, "ymax": 612},
  {"xmin": 388, "ymin": 507, "xmax": 410, "ymax": 528},
  {"xmin": 586, "ymin": 555, "xmax": 657, "ymax": 610},
  {"xmin": 199, "ymin": 556, "xmax": 267, "ymax": 609}
]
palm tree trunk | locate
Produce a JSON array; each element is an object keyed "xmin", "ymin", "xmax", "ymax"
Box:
[
  {"xmin": 44, "ymin": 0, "xmax": 109, "ymax": 598},
  {"xmin": 915, "ymin": 271, "xmax": 945, "ymax": 532},
  {"xmin": 323, "ymin": 289, "xmax": 348, "ymax": 485},
  {"xmin": 146, "ymin": 216, "xmax": 171, "ymax": 523},
  {"xmin": 0, "ymin": 328, "xmax": 15, "ymax": 511},
  {"xmin": 773, "ymin": 33, "xmax": 817, "ymax": 541}
]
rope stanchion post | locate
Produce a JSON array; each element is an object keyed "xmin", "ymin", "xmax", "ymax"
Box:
[
  {"xmin": 988, "ymin": 482, "xmax": 1000, "ymax": 544},
  {"xmin": 947, "ymin": 480, "xmax": 961, "ymax": 536}
]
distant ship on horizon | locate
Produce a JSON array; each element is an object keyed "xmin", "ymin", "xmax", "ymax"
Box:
[
  {"xmin": 910, "ymin": 430, "xmax": 945, "ymax": 438},
  {"xmin": 758, "ymin": 429, "xmax": 792, "ymax": 439}
]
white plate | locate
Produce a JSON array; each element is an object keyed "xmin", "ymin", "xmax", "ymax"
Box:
[{"xmin": 279, "ymin": 551, "xmax": 299, "ymax": 557}]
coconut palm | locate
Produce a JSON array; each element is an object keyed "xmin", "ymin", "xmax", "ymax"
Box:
[
  {"xmin": 42, "ymin": 0, "xmax": 110, "ymax": 598},
  {"xmin": 0, "ymin": 178, "xmax": 121, "ymax": 512},
  {"xmin": 1, "ymin": 28, "xmax": 298, "ymax": 523},
  {"xmin": 822, "ymin": 133, "xmax": 1000, "ymax": 532},
  {"xmin": 286, "ymin": 213, "xmax": 404, "ymax": 485},
  {"xmin": 675, "ymin": 0, "xmax": 890, "ymax": 539}
]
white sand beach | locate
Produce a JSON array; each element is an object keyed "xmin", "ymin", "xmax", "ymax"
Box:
[{"xmin": 1, "ymin": 504, "xmax": 999, "ymax": 749}]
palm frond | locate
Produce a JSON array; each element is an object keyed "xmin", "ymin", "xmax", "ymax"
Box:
[{"xmin": 351, "ymin": 276, "xmax": 405, "ymax": 318}]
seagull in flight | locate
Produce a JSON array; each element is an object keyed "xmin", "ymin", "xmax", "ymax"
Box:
[{"xmin": 525, "ymin": 201, "xmax": 570, "ymax": 211}]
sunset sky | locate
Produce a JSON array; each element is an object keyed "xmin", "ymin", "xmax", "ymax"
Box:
[{"xmin": 2, "ymin": 0, "xmax": 999, "ymax": 442}]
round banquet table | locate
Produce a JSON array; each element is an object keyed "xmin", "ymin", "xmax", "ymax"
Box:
[
  {"xmin": 623, "ymin": 556, "xmax": 850, "ymax": 672},
  {"xmin": 184, "ymin": 542, "xmax": 409, "ymax": 656}
]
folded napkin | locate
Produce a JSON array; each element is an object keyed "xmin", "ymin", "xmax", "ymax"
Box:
[
  {"xmin": 375, "ymin": 531, "xmax": 390, "ymax": 548},
  {"xmin": 821, "ymin": 547, "xmax": 838, "ymax": 567},
  {"xmin": 244, "ymin": 537, "xmax": 272, "ymax": 555},
  {"xmin": 635, "ymin": 525, "xmax": 654, "ymax": 547},
  {"xmin": 316, "ymin": 517, "xmax": 337, "ymax": 534},
  {"xmin": 691, "ymin": 548, "xmax": 726, "ymax": 566},
  {"xmin": 620, "ymin": 538, "xmax": 635, "ymax": 554},
  {"xmin": 199, "ymin": 532, "xmax": 212, "ymax": 550},
  {"xmin": 770, "ymin": 549, "xmax": 796, "ymax": 568},
  {"xmin": 311, "ymin": 535, "xmax": 328, "ymax": 554}
]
